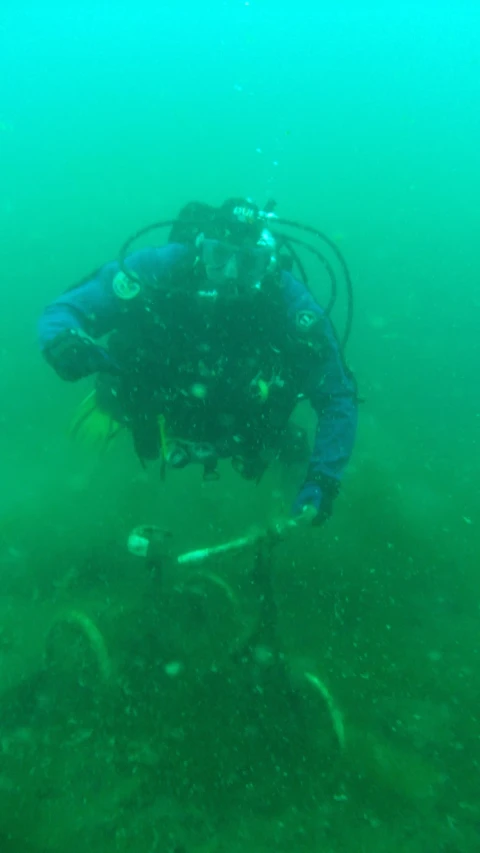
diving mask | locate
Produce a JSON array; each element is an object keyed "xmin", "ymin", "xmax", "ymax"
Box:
[{"xmin": 198, "ymin": 237, "xmax": 276, "ymax": 295}]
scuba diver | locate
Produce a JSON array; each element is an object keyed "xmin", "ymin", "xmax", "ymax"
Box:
[{"xmin": 38, "ymin": 198, "xmax": 358, "ymax": 525}]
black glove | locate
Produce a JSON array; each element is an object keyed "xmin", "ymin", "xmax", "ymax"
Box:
[
  {"xmin": 292, "ymin": 473, "xmax": 340, "ymax": 526},
  {"xmin": 44, "ymin": 329, "xmax": 120, "ymax": 382}
]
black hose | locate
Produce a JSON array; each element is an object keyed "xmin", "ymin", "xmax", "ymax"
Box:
[
  {"xmin": 118, "ymin": 219, "xmax": 177, "ymax": 279},
  {"xmin": 274, "ymin": 232, "xmax": 338, "ymax": 317},
  {"xmin": 272, "ymin": 217, "xmax": 354, "ymax": 350},
  {"xmin": 276, "ymin": 236, "xmax": 309, "ymax": 286},
  {"xmin": 116, "ymin": 214, "xmax": 354, "ymax": 350}
]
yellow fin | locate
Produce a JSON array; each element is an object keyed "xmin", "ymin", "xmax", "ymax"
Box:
[{"xmin": 69, "ymin": 391, "xmax": 123, "ymax": 451}]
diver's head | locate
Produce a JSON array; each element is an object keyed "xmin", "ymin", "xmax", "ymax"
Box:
[
  {"xmin": 195, "ymin": 198, "xmax": 278, "ymax": 299},
  {"xmin": 197, "ymin": 235, "xmax": 276, "ymax": 297}
]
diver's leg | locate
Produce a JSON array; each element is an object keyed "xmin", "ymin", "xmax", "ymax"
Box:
[
  {"xmin": 94, "ymin": 374, "xmax": 129, "ymax": 423},
  {"xmin": 96, "ymin": 376, "xmax": 161, "ymax": 461}
]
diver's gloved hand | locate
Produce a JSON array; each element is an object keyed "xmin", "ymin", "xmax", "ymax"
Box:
[
  {"xmin": 292, "ymin": 474, "xmax": 340, "ymax": 526},
  {"xmin": 44, "ymin": 329, "xmax": 120, "ymax": 382}
]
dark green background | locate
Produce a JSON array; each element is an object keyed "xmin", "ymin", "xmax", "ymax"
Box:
[{"xmin": 0, "ymin": 3, "xmax": 479, "ymax": 851}]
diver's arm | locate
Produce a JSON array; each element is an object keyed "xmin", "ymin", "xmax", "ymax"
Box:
[
  {"xmin": 295, "ymin": 313, "xmax": 358, "ymax": 522},
  {"xmin": 38, "ymin": 267, "xmax": 124, "ymax": 381},
  {"xmin": 38, "ymin": 245, "xmax": 191, "ymax": 381}
]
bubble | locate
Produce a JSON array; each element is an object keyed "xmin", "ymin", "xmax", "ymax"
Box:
[
  {"xmin": 190, "ymin": 383, "xmax": 208, "ymax": 399},
  {"xmin": 165, "ymin": 661, "xmax": 184, "ymax": 677},
  {"xmin": 253, "ymin": 645, "xmax": 274, "ymax": 666}
]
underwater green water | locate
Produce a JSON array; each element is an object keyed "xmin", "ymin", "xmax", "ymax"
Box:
[{"xmin": 0, "ymin": 2, "xmax": 479, "ymax": 850}]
